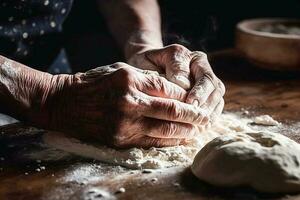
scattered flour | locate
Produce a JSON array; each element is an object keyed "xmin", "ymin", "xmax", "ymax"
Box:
[
  {"xmin": 253, "ymin": 115, "xmax": 280, "ymax": 126},
  {"xmin": 41, "ymin": 113, "xmax": 276, "ymax": 169},
  {"xmin": 61, "ymin": 164, "xmax": 109, "ymax": 185}
]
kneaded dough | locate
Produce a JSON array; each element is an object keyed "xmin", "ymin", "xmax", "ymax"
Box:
[{"xmin": 191, "ymin": 131, "xmax": 300, "ymax": 193}]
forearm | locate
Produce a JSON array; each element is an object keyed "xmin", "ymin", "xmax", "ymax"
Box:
[
  {"xmin": 0, "ymin": 55, "xmax": 54, "ymax": 122},
  {"xmin": 98, "ymin": 0, "xmax": 163, "ymax": 59}
]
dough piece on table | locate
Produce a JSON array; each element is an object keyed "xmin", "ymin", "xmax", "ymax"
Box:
[
  {"xmin": 253, "ymin": 115, "xmax": 280, "ymax": 126},
  {"xmin": 191, "ymin": 131, "xmax": 300, "ymax": 193}
]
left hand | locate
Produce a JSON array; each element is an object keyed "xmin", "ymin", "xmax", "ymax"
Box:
[{"xmin": 128, "ymin": 44, "xmax": 225, "ymax": 126}]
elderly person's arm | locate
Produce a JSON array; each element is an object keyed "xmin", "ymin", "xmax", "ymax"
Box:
[
  {"xmin": 98, "ymin": 0, "xmax": 225, "ymax": 125},
  {"xmin": 0, "ymin": 55, "xmax": 207, "ymax": 147}
]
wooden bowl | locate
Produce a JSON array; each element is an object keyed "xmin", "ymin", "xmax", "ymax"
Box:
[{"xmin": 236, "ymin": 18, "xmax": 300, "ymax": 71}]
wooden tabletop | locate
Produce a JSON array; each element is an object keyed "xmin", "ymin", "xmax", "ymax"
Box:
[{"xmin": 0, "ymin": 50, "xmax": 300, "ymax": 200}]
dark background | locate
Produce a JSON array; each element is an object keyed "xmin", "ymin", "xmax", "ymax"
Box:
[
  {"xmin": 1, "ymin": 0, "xmax": 300, "ymax": 72},
  {"xmin": 62, "ymin": 0, "xmax": 300, "ymax": 71}
]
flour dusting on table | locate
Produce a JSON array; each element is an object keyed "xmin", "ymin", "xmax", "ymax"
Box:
[{"xmin": 40, "ymin": 112, "xmax": 279, "ymax": 169}]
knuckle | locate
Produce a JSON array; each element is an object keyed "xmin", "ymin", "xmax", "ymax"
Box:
[
  {"xmin": 189, "ymin": 88, "xmax": 206, "ymax": 103},
  {"xmin": 115, "ymin": 67, "xmax": 135, "ymax": 85},
  {"xmin": 168, "ymin": 102, "xmax": 182, "ymax": 119},
  {"xmin": 112, "ymin": 62, "xmax": 128, "ymax": 69},
  {"xmin": 192, "ymin": 51, "xmax": 207, "ymax": 59},
  {"xmin": 162, "ymin": 122, "xmax": 178, "ymax": 137},
  {"xmin": 193, "ymin": 112, "xmax": 206, "ymax": 125},
  {"xmin": 203, "ymin": 72, "xmax": 215, "ymax": 81},
  {"xmin": 203, "ymin": 73, "xmax": 219, "ymax": 89},
  {"xmin": 168, "ymin": 44, "xmax": 188, "ymax": 54},
  {"xmin": 150, "ymin": 76, "xmax": 166, "ymax": 92}
]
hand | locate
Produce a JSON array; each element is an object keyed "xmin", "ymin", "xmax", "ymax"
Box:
[
  {"xmin": 127, "ymin": 44, "xmax": 225, "ymax": 125},
  {"xmin": 32, "ymin": 62, "xmax": 208, "ymax": 148}
]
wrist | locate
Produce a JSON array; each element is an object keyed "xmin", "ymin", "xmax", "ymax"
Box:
[
  {"xmin": 124, "ymin": 30, "xmax": 163, "ymax": 60},
  {"xmin": 28, "ymin": 73, "xmax": 76, "ymax": 129}
]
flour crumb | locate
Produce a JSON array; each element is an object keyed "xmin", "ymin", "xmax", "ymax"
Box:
[
  {"xmin": 116, "ymin": 187, "xmax": 126, "ymax": 194},
  {"xmin": 253, "ymin": 115, "xmax": 280, "ymax": 126},
  {"xmin": 173, "ymin": 182, "xmax": 180, "ymax": 187},
  {"xmin": 151, "ymin": 177, "xmax": 158, "ymax": 182}
]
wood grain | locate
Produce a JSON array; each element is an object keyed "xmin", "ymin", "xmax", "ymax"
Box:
[{"xmin": 0, "ymin": 50, "xmax": 299, "ymax": 200}]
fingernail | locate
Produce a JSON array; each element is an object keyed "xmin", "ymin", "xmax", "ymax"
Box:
[
  {"xmin": 192, "ymin": 100, "xmax": 199, "ymax": 107},
  {"xmin": 173, "ymin": 75, "xmax": 190, "ymax": 89}
]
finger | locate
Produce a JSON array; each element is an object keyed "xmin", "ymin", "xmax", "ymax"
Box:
[
  {"xmin": 186, "ymin": 74, "xmax": 215, "ymax": 107},
  {"xmin": 201, "ymin": 89, "xmax": 223, "ymax": 116},
  {"xmin": 165, "ymin": 50, "xmax": 191, "ymax": 90},
  {"xmin": 209, "ymin": 98, "xmax": 225, "ymax": 125},
  {"xmin": 138, "ymin": 93, "xmax": 208, "ymax": 125},
  {"xmin": 142, "ymin": 118, "xmax": 197, "ymax": 139},
  {"xmin": 136, "ymin": 136, "xmax": 185, "ymax": 148},
  {"xmin": 217, "ymin": 79, "xmax": 226, "ymax": 96},
  {"xmin": 189, "ymin": 51, "xmax": 212, "ymax": 80},
  {"xmin": 139, "ymin": 74, "xmax": 187, "ymax": 101},
  {"xmin": 146, "ymin": 45, "xmax": 192, "ymax": 89}
]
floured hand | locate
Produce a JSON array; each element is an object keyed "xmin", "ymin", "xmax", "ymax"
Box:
[
  {"xmin": 127, "ymin": 44, "xmax": 225, "ymax": 125},
  {"xmin": 37, "ymin": 62, "xmax": 208, "ymax": 148}
]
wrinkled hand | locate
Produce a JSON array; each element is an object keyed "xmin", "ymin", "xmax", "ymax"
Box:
[
  {"xmin": 128, "ymin": 44, "xmax": 225, "ymax": 125},
  {"xmin": 36, "ymin": 62, "xmax": 208, "ymax": 148}
]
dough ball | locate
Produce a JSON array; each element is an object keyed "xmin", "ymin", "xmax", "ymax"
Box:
[{"xmin": 191, "ymin": 132, "xmax": 300, "ymax": 193}]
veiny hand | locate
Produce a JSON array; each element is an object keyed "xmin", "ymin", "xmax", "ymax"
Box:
[
  {"xmin": 128, "ymin": 44, "xmax": 225, "ymax": 125},
  {"xmin": 33, "ymin": 62, "xmax": 208, "ymax": 148}
]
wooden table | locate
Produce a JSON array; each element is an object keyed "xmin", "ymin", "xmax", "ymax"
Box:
[{"xmin": 0, "ymin": 50, "xmax": 300, "ymax": 200}]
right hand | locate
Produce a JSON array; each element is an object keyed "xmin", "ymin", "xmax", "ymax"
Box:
[{"xmin": 32, "ymin": 62, "xmax": 208, "ymax": 148}]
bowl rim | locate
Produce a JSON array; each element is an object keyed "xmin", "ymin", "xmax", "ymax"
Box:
[{"xmin": 237, "ymin": 18, "xmax": 300, "ymax": 40}]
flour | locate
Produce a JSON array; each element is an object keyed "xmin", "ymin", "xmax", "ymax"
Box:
[
  {"xmin": 253, "ymin": 115, "xmax": 280, "ymax": 126},
  {"xmin": 0, "ymin": 60, "xmax": 20, "ymax": 96},
  {"xmin": 42, "ymin": 112, "xmax": 273, "ymax": 169}
]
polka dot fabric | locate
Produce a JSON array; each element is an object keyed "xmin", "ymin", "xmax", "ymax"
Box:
[{"xmin": 0, "ymin": 0, "xmax": 73, "ymax": 61}]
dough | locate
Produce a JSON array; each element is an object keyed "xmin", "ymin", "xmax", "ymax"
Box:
[
  {"xmin": 253, "ymin": 115, "xmax": 280, "ymax": 126},
  {"xmin": 191, "ymin": 131, "xmax": 300, "ymax": 193},
  {"xmin": 42, "ymin": 113, "xmax": 251, "ymax": 169}
]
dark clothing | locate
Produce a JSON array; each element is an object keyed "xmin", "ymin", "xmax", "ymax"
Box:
[{"xmin": 0, "ymin": 0, "xmax": 73, "ymax": 71}]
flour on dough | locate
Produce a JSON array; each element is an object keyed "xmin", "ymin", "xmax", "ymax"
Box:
[
  {"xmin": 253, "ymin": 115, "xmax": 280, "ymax": 126},
  {"xmin": 42, "ymin": 113, "xmax": 253, "ymax": 169},
  {"xmin": 191, "ymin": 131, "xmax": 300, "ymax": 193}
]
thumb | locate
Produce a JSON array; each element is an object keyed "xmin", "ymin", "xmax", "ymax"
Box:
[{"xmin": 146, "ymin": 46, "xmax": 192, "ymax": 90}]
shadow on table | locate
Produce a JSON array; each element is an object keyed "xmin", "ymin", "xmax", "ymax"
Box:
[{"xmin": 180, "ymin": 167, "xmax": 297, "ymax": 200}]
